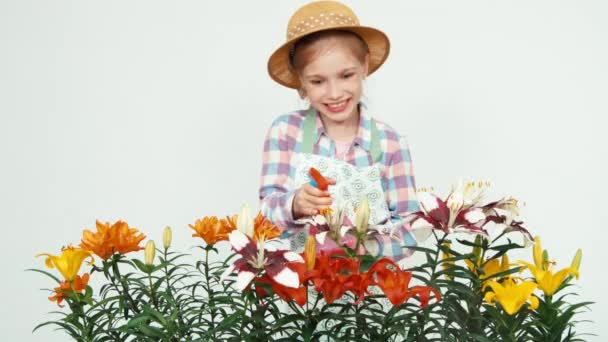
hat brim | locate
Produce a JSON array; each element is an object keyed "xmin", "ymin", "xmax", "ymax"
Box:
[{"xmin": 267, "ymin": 26, "xmax": 390, "ymax": 89}]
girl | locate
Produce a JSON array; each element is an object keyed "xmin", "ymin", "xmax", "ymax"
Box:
[{"xmin": 260, "ymin": 1, "xmax": 420, "ymax": 261}]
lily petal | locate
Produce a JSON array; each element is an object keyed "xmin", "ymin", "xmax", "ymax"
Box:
[
  {"xmin": 283, "ymin": 251, "xmax": 304, "ymax": 263},
  {"xmin": 272, "ymin": 267, "xmax": 300, "ymax": 288},
  {"xmin": 235, "ymin": 271, "xmax": 256, "ymax": 290}
]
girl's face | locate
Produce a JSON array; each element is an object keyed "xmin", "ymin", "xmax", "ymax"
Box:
[{"xmin": 298, "ymin": 40, "xmax": 369, "ymax": 126}]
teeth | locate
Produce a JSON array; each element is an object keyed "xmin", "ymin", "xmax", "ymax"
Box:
[{"xmin": 327, "ymin": 100, "xmax": 346, "ymax": 109}]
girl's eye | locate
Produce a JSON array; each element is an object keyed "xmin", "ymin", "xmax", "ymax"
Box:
[
  {"xmin": 310, "ymin": 80, "xmax": 323, "ymax": 85},
  {"xmin": 343, "ymin": 73, "xmax": 354, "ymax": 79}
]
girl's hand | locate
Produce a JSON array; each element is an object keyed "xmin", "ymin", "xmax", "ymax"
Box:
[{"xmin": 292, "ymin": 178, "xmax": 336, "ymax": 219}]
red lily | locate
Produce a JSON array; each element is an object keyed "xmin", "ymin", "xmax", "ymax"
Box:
[{"xmin": 304, "ymin": 252, "xmax": 363, "ymax": 304}]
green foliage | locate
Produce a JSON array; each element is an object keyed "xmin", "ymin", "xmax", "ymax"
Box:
[{"xmin": 32, "ymin": 232, "xmax": 592, "ymax": 341}]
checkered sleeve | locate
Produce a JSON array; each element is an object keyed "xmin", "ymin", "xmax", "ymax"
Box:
[
  {"xmin": 259, "ymin": 116, "xmax": 299, "ymax": 231},
  {"xmin": 365, "ymin": 134, "xmax": 420, "ymax": 262}
]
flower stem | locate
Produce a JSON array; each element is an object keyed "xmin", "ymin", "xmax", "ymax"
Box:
[
  {"xmin": 204, "ymin": 247, "xmax": 217, "ymax": 339},
  {"xmin": 108, "ymin": 257, "xmax": 140, "ymax": 315}
]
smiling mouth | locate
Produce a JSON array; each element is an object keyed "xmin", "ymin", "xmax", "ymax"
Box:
[{"xmin": 324, "ymin": 98, "xmax": 350, "ymax": 113}]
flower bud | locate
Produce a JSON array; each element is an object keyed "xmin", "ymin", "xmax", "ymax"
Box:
[
  {"xmin": 237, "ymin": 204, "xmax": 254, "ymax": 237},
  {"xmin": 144, "ymin": 240, "xmax": 156, "ymax": 266},
  {"xmin": 472, "ymin": 234, "xmax": 483, "ymax": 261},
  {"xmin": 533, "ymin": 236, "xmax": 543, "ymax": 269},
  {"xmin": 355, "ymin": 198, "xmax": 370, "ymax": 234},
  {"xmin": 163, "ymin": 226, "xmax": 172, "ymax": 249},
  {"xmin": 571, "ymin": 248, "xmax": 582, "ymax": 273},
  {"xmin": 304, "ymin": 235, "xmax": 316, "ymax": 270}
]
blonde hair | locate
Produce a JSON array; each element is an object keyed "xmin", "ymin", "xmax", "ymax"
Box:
[{"xmin": 288, "ymin": 30, "xmax": 369, "ymax": 97}]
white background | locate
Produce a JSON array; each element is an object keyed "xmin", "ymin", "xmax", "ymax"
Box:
[{"xmin": 1, "ymin": 1, "xmax": 606, "ymax": 340}]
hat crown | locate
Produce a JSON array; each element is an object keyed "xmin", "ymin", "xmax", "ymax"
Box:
[{"xmin": 286, "ymin": 1, "xmax": 360, "ymax": 40}]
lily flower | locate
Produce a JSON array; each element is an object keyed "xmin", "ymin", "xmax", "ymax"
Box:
[
  {"xmin": 369, "ymin": 259, "xmax": 441, "ymax": 307},
  {"xmin": 448, "ymin": 180, "xmax": 488, "ymax": 210},
  {"xmin": 221, "ymin": 230, "xmax": 304, "ymax": 290},
  {"xmin": 483, "ymin": 198, "xmax": 533, "ymax": 243},
  {"xmin": 484, "ymin": 278, "xmax": 539, "ymax": 315},
  {"xmin": 304, "ymin": 252, "xmax": 360, "ymax": 304},
  {"xmin": 80, "ymin": 220, "xmax": 145, "ymax": 259},
  {"xmin": 466, "ymin": 253, "xmax": 514, "ymax": 287},
  {"xmin": 48, "ymin": 273, "xmax": 90, "ymax": 307},
  {"xmin": 37, "ymin": 246, "xmax": 94, "ymax": 281},
  {"xmin": 190, "ymin": 216, "xmax": 234, "ymax": 245},
  {"xmin": 254, "ymin": 270, "xmax": 308, "ymax": 306},
  {"xmin": 253, "ymin": 212, "xmax": 282, "ymax": 242},
  {"xmin": 518, "ymin": 236, "xmax": 579, "ymax": 296},
  {"xmin": 518, "ymin": 261, "xmax": 578, "ymax": 296},
  {"xmin": 411, "ymin": 191, "xmax": 489, "ymax": 237}
]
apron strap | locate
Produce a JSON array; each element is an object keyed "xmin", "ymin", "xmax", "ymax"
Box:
[
  {"xmin": 369, "ymin": 119, "xmax": 382, "ymax": 163},
  {"xmin": 301, "ymin": 107, "xmax": 317, "ymax": 154},
  {"xmin": 301, "ymin": 106, "xmax": 382, "ymax": 163}
]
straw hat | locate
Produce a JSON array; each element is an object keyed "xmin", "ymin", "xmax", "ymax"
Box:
[{"xmin": 267, "ymin": 1, "xmax": 390, "ymax": 89}]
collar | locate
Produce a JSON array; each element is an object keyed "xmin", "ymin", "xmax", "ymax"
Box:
[{"xmin": 310, "ymin": 102, "xmax": 373, "ymax": 152}]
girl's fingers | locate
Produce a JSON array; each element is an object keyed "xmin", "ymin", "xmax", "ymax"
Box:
[
  {"xmin": 301, "ymin": 191, "xmax": 332, "ymax": 206},
  {"xmin": 303, "ymin": 184, "xmax": 331, "ymax": 197}
]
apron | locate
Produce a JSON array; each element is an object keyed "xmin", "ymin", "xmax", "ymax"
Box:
[
  {"xmin": 285, "ymin": 107, "xmax": 398, "ymax": 339},
  {"xmin": 287, "ymin": 107, "xmax": 391, "ymax": 252}
]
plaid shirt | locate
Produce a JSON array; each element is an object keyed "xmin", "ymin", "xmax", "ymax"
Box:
[{"xmin": 259, "ymin": 106, "xmax": 420, "ymax": 261}]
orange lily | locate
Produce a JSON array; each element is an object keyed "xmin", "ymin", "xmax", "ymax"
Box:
[
  {"xmin": 48, "ymin": 273, "xmax": 90, "ymax": 307},
  {"xmin": 80, "ymin": 220, "xmax": 145, "ymax": 259},
  {"xmin": 37, "ymin": 246, "xmax": 94, "ymax": 281},
  {"xmin": 253, "ymin": 212, "xmax": 282, "ymax": 242},
  {"xmin": 370, "ymin": 259, "xmax": 441, "ymax": 307},
  {"xmin": 190, "ymin": 216, "xmax": 234, "ymax": 245}
]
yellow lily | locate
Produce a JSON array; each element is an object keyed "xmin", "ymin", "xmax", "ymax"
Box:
[
  {"xmin": 518, "ymin": 261, "xmax": 578, "ymax": 296},
  {"xmin": 465, "ymin": 253, "xmax": 512, "ymax": 286},
  {"xmin": 519, "ymin": 236, "xmax": 579, "ymax": 296},
  {"xmin": 484, "ymin": 279, "xmax": 539, "ymax": 315},
  {"xmin": 483, "ymin": 254, "xmax": 510, "ymax": 279},
  {"xmin": 37, "ymin": 246, "xmax": 94, "ymax": 281}
]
